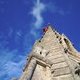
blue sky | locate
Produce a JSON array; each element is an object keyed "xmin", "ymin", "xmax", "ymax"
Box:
[{"xmin": 0, "ymin": 0, "xmax": 80, "ymax": 80}]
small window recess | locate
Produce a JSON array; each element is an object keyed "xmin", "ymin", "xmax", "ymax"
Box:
[
  {"xmin": 64, "ymin": 38, "xmax": 71, "ymax": 50},
  {"xmin": 40, "ymin": 51, "xmax": 42, "ymax": 54},
  {"xmin": 56, "ymin": 36, "xmax": 59, "ymax": 38},
  {"xmin": 75, "ymin": 63, "xmax": 80, "ymax": 76},
  {"xmin": 39, "ymin": 40, "xmax": 41, "ymax": 42},
  {"xmin": 59, "ymin": 41, "xmax": 62, "ymax": 44},
  {"xmin": 64, "ymin": 48, "xmax": 68, "ymax": 53},
  {"xmin": 75, "ymin": 67, "xmax": 80, "ymax": 76}
]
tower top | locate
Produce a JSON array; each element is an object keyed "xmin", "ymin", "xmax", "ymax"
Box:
[{"xmin": 43, "ymin": 25, "xmax": 55, "ymax": 33}]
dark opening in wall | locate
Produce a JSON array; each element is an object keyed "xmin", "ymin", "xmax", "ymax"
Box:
[
  {"xmin": 40, "ymin": 52, "xmax": 42, "ymax": 54},
  {"xmin": 59, "ymin": 37, "xmax": 62, "ymax": 44},
  {"xmin": 56, "ymin": 36, "xmax": 59, "ymax": 38},
  {"xmin": 64, "ymin": 38, "xmax": 70, "ymax": 47},
  {"xmin": 64, "ymin": 48, "xmax": 68, "ymax": 53},
  {"xmin": 75, "ymin": 68, "xmax": 80, "ymax": 76},
  {"xmin": 39, "ymin": 40, "xmax": 41, "ymax": 42},
  {"xmin": 51, "ymin": 70, "xmax": 55, "ymax": 74},
  {"xmin": 46, "ymin": 51, "xmax": 49, "ymax": 56},
  {"xmin": 55, "ymin": 32, "xmax": 57, "ymax": 35},
  {"xmin": 64, "ymin": 38, "xmax": 71, "ymax": 50},
  {"xmin": 59, "ymin": 41, "xmax": 62, "ymax": 44},
  {"xmin": 78, "ymin": 63, "xmax": 80, "ymax": 65}
]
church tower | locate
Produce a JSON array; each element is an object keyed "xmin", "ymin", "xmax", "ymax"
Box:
[{"xmin": 19, "ymin": 25, "xmax": 80, "ymax": 80}]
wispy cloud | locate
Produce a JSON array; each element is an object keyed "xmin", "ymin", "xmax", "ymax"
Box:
[
  {"xmin": 0, "ymin": 27, "xmax": 32, "ymax": 80},
  {"xmin": 30, "ymin": 0, "xmax": 46, "ymax": 38},
  {"xmin": 0, "ymin": 49, "xmax": 26, "ymax": 80},
  {"xmin": 30, "ymin": 29, "xmax": 37, "ymax": 38},
  {"xmin": 46, "ymin": 2, "xmax": 69, "ymax": 16},
  {"xmin": 30, "ymin": 0, "xmax": 68, "ymax": 38},
  {"xmin": 31, "ymin": 0, "xmax": 46, "ymax": 29},
  {"xmin": 4, "ymin": 56, "xmax": 26, "ymax": 79}
]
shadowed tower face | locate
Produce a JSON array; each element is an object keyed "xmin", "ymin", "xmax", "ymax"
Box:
[{"xmin": 19, "ymin": 26, "xmax": 80, "ymax": 80}]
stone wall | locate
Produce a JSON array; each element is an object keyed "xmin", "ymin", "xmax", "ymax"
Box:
[{"xmin": 19, "ymin": 26, "xmax": 80, "ymax": 80}]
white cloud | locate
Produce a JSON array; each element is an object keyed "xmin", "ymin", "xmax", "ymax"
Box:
[
  {"xmin": 0, "ymin": 49, "xmax": 26, "ymax": 80},
  {"xmin": 30, "ymin": 29, "xmax": 37, "ymax": 37},
  {"xmin": 31, "ymin": 0, "xmax": 46, "ymax": 29},
  {"xmin": 4, "ymin": 57, "xmax": 25, "ymax": 77},
  {"xmin": 30, "ymin": 0, "xmax": 46, "ymax": 38},
  {"xmin": 30, "ymin": 0, "xmax": 66, "ymax": 38}
]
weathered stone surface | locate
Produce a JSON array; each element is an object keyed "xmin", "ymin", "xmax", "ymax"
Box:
[
  {"xmin": 31, "ymin": 64, "xmax": 51, "ymax": 80},
  {"xmin": 52, "ymin": 66, "xmax": 71, "ymax": 76},
  {"xmin": 19, "ymin": 26, "xmax": 80, "ymax": 80},
  {"xmin": 52, "ymin": 74, "xmax": 74, "ymax": 80},
  {"xmin": 48, "ymin": 56, "xmax": 66, "ymax": 64},
  {"xmin": 51, "ymin": 62, "xmax": 68, "ymax": 70}
]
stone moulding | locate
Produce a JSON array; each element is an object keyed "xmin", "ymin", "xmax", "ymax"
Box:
[
  {"xmin": 22, "ymin": 57, "xmax": 51, "ymax": 80},
  {"xmin": 23, "ymin": 52, "xmax": 52, "ymax": 71}
]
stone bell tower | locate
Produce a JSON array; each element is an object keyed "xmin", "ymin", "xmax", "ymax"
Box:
[{"xmin": 19, "ymin": 25, "xmax": 80, "ymax": 80}]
